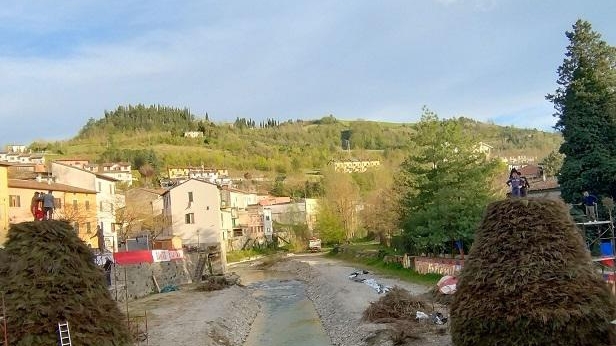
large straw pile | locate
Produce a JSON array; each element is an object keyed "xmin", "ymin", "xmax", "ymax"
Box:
[
  {"xmin": 0, "ymin": 221, "xmax": 131, "ymax": 345},
  {"xmin": 450, "ymin": 198, "xmax": 616, "ymax": 346}
]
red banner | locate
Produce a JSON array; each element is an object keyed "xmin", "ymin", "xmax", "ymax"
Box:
[{"xmin": 113, "ymin": 250, "xmax": 154, "ymax": 265}]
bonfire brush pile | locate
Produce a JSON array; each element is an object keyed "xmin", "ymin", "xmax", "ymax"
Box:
[
  {"xmin": 363, "ymin": 286, "xmax": 446, "ymax": 342},
  {"xmin": 0, "ymin": 221, "xmax": 131, "ymax": 346},
  {"xmin": 450, "ymin": 198, "xmax": 616, "ymax": 346}
]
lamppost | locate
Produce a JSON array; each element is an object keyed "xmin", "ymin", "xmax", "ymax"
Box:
[{"xmin": 196, "ymin": 229, "xmax": 200, "ymax": 250}]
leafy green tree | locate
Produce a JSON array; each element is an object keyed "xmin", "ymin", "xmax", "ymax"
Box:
[
  {"xmin": 322, "ymin": 168, "xmax": 361, "ymax": 239},
  {"xmin": 315, "ymin": 201, "xmax": 345, "ymax": 244},
  {"xmin": 397, "ymin": 110, "xmax": 502, "ymax": 255},
  {"xmin": 546, "ymin": 20, "xmax": 616, "ymax": 202},
  {"xmin": 541, "ymin": 150, "xmax": 565, "ymax": 177}
]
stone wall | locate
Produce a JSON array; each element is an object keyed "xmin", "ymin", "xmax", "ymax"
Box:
[
  {"xmin": 108, "ymin": 250, "xmax": 226, "ymax": 302},
  {"xmin": 109, "ymin": 259, "xmax": 193, "ymax": 301}
]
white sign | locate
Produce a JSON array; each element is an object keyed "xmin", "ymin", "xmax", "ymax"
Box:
[
  {"xmin": 152, "ymin": 250, "xmax": 171, "ymax": 262},
  {"xmin": 168, "ymin": 249, "xmax": 184, "ymax": 260}
]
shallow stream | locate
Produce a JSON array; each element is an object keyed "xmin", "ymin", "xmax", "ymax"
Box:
[{"xmin": 240, "ymin": 269, "xmax": 331, "ymax": 346}]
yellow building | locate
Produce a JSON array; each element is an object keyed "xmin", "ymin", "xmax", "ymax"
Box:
[
  {"xmin": 7, "ymin": 179, "xmax": 98, "ymax": 248},
  {"xmin": 0, "ymin": 163, "xmax": 9, "ymax": 245},
  {"xmin": 329, "ymin": 160, "xmax": 381, "ymax": 173}
]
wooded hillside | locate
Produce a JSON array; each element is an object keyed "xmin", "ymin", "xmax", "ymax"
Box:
[{"xmin": 30, "ymin": 104, "xmax": 562, "ymax": 178}]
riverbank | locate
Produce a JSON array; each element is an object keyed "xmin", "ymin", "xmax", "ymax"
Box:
[{"xmin": 127, "ymin": 254, "xmax": 452, "ymax": 346}]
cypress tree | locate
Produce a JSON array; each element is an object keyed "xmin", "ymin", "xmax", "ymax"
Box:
[{"xmin": 546, "ymin": 20, "xmax": 616, "ymax": 202}]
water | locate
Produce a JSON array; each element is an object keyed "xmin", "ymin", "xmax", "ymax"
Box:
[{"xmin": 243, "ymin": 272, "xmax": 331, "ymax": 346}]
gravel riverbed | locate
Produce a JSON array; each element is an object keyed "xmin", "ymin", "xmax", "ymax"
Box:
[{"xmin": 128, "ymin": 254, "xmax": 452, "ymax": 346}]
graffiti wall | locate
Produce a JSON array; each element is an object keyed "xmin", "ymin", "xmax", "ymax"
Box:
[{"xmin": 414, "ymin": 256, "xmax": 464, "ymax": 276}]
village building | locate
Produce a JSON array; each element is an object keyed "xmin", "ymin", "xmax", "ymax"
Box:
[
  {"xmin": 7, "ymin": 179, "xmax": 97, "ymax": 247},
  {"xmin": 328, "ymin": 159, "xmax": 381, "ymax": 173},
  {"xmin": 161, "ymin": 179, "xmax": 227, "ymax": 269},
  {"xmin": 51, "ymin": 161, "xmax": 122, "ymax": 251}
]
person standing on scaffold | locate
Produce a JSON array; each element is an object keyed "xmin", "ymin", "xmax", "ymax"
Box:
[{"xmin": 576, "ymin": 191, "xmax": 598, "ymax": 222}]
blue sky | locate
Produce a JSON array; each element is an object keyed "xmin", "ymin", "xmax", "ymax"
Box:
[{"xmin": 1, "ymin": 0, "xmax": 615, "ymax": 145}]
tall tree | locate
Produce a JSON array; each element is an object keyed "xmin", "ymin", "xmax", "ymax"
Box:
[
  {"xmin": 546, "ymin": 19, "xmax": 616, "ymax": 202},
  {"xmin": 397, "ymin": 110, "xmax": 502, "ymax": 255},
  {"xmin": 321, "ymin": 168, "xmax": 361, "ymax": 240}
]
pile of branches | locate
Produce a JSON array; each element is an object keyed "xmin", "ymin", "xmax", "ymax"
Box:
[
  {"xmin": 0, "ymin": 221, "xmax": 132, "ymax": 345},
  {"xmin": 450, "ymin": 198, "xmax": 616, "ymax": 346},
  {"xmin": 363, "ymin": 287, "xmax": 446, "ymax": 343},
  {"xmin": 196, "ymin": 273, "xmax": 240, "ymax": 292}
]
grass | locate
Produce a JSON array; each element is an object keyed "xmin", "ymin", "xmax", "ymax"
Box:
[{"xmin": 328, "ymin": 250, "xmax": 442, "ymax": 286}]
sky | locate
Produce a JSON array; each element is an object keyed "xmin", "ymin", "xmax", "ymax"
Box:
[{"xmin": 1, "ymin": 0, "xmax": 615, "ymax": 146}]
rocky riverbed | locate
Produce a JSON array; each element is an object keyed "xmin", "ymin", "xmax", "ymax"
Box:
[{"xmin": 128, "ymin": 254, "xmax": 452, "ymax": 346}]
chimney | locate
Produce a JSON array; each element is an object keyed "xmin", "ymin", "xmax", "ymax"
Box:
[{"xmin": 36, "ymin": 174, "xmax": 42, "ymax": 183}]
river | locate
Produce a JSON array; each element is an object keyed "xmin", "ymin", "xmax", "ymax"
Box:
[{"xmin": 239, "ymin": 267, "xmax": 331, "ymax": 346}]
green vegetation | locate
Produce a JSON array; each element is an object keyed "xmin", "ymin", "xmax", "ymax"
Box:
[
  {"xmin": 547, "ymin": 19, "xmax": 616, "ymax": 202},
  {"xmin": 29, "ymin": 104, "xmax": 561, "ymax": 184},
  {"xmin": 226, "ymin": 248, "xmax": 280, "ymax": 263},
  {"xmin": 397, "ymin": 109, "xmax": 504, "ymax": 254},
  {"xmin": 327, "ymin": 251, "xmax": 442, "ymax": 286}
]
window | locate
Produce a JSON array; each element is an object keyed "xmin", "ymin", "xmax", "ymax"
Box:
[
  {"xmin": 73, "ymin": 222, "xmax": 80, "ymax": 234},
  {"xmin": 85, "ymin": 200, "xmax": 90, "ymax": 211},
  {"xmin": 265, "ymin": 215, "xmax": 270, "ymax": 221},
  {"xmin": 188, "ymin": 192, "xmax": 193, "ymax": 203},
  {"xmin": 97, "ymin": 182, "xmax": 102, "ymax": 192},
  {"xmin": 99, "ymin": 201, "xmax": 103, "ymax": 211},
  {"xmin": 185, "ymin": 213, "xmax": 195, "ymax": 224},
  {"xmin": 54, "ymin": 198, "xmax": 62, "ymax": 209},
  {"xmin": 86, "ymin": 222, "xmax": 91, "ymax": 234},
  {"xmin": 73, "ymin": 200, "xmax": 78, "ymax": 209},
  {"xmin": 206, "ymin": 206, "xmax": 210, "ymax": 211},
  {"xmin": 9, "ymin": 195, "xmax": 20, "ymax": 207}
]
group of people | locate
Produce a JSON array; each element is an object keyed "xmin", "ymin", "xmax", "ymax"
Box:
[
  {"xmin": 506, "ymin": 168, "xmax": 531, "ymax": 197},
  {"xmin": 30, "ymin": 190, "xmax": 55, "ymax": 221}
]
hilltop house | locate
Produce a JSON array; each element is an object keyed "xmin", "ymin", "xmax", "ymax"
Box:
[
  {"xmin": 51, "ymin": 161, "xmax": 122, "ymax": 251},
  {"xmin": 329, "ymin": 159, "xmax": 381, "ymax": 173},
  {"xmin": 7, "ymin": 179, "xmax": 98, "ymax": 247}
]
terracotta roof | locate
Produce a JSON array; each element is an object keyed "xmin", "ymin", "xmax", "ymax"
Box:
[
  {"xmin": 8, "ymin": 179, "xmax": 97, "ymax": 194},
  {"xmin": 136, "ymin": 188, "xmax": 167, "ymax": 195},
  {"xmin": 518, "ymin": 164, "xmax": 543, "ymax": 178},
  {"xmin": 528, "ymin": 177, "xmax": 559, "ymax": 191}
]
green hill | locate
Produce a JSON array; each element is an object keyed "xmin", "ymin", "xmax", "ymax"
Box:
[{"xmin": 29, "ymin": 104, "xmax": 562, "ymax": 179}]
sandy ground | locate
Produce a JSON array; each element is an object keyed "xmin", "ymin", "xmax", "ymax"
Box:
[{"xmin": 126, "ymin": 254, "xmax": 452, "ymax": 346}]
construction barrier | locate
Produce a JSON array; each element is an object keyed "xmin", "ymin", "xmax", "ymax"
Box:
[{"xmin": 113, "ymin": 249, "xmax": 184, "ymax": 265}]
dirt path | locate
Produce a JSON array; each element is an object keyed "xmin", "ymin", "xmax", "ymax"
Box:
[{"xmin": 125, "ymin": 254, "xmax": 452, "ymax": 346}]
